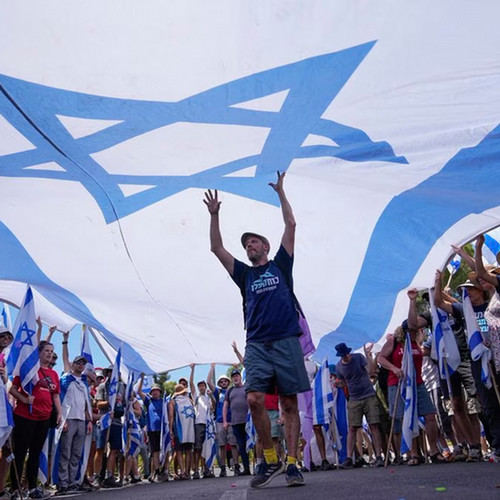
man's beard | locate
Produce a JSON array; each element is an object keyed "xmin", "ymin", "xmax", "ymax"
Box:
[{"xmin": 248, "ymin": 249, "xmax": 264, "ymax": 263}]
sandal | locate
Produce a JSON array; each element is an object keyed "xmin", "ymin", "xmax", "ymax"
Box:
[
  {"xmin": 430, "ymin": 452, "xmax": 447, "ymax": 464},
  {"xmin": 407, "ymin": 456, "xmax": 420, "ymax": 466}
]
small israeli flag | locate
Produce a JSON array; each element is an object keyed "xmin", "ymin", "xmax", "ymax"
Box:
[
  {"xmin": 462, "ymin": 289, "xmax": 492, "ymax": 389},
  {"xmin": 80, "ymin": 325, "xmax": 95, "ymax": 377},
  {"xmin": 0, "ymin": 378, "xmax": 14, "ymax": 449},
  {"xmin": 245, "ymin": 410, "xmax": 256, "ymax": 453},
  {"xmin": 202, "ymin": 412, "xmax": 217, "ymax": 469},
  {"xmin": 0, "ymin": 304, "xmax": 11, "ymax": 331},
  {"xmin": 401, "ymin": 333, "xmax": 419, "ymax": 454},
  {"xmin": 312, "ymin": 358, "xmax": 333, "ymax": 426},
  {"xmin": 38, "ymin": 436, "xmax": 49, "ymax": 484},
  {"xmin": 482, "ymin": 234, "xmax": 500, "ymax": 265},
  {"xmin": 159, "ymin": 394, "xmax": 171, "ymax": 464},
  {"xmin": 446, "ymin": 255, "xmax": 461, "ymax": 275}
]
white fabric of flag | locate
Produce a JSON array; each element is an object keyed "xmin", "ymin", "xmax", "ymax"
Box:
[
  {"xmin": 100, "ymin": 347, "xmax": 122, "ymax": 429},
  {"xmin": 8, "ymin": 286, "xmax": 40, "ymax": 391},
  {"xmin": 159, "ymin": 394, "xmax": 171, "ymax": 464},
  {"xmin": 80, "ymin": 324, "xmax": 95, "ymax": 378},
  {"xmin": 400, "ymin": 333, "xmax": 419, "ymax": 454},
  {"xmin": 462, "ymin": 289, "xmax": 492, "ymax": 389},
  {"xmin": 126, "ymin": 402, "xmax": 141, "ymax": 458},
  {"xmin": 312, "ymin": 358, "xmax": 333, "ymax": 426},
  {"xmin": 245, "ymin": 410, "xmax": 256, "ymax": 453},
  {"xmin": 2, "ymin": 4, "xmax": 500, "ymax": 372},
  {"xmin": 0, "ymin": 304, "xmax": 11, "ymax": 331},
  {"xmin": 50, "ymin": 404, "xmax": 71, "ymax": 484},
  {"xmin": 429, "ymin": 291, "xmax": 461, "ymax": 390},
  {"xmin": 0, "ymin": 378, "xmax": 14, "ymax": 449},
  {"xmin": 201, "ymin": 411, "xmax": 217, "ymax": 469}
]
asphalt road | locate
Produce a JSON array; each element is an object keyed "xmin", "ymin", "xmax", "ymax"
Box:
[{"xmin": 58, "ymin": 461, "xmax": 500, "ymax": 500}]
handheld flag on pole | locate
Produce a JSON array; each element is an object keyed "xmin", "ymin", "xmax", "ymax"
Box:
[
  {"xmin": 245, "ymin": 410, "xmax": 256, "ymax": 453},
  {"xmin": 462, "ymin": 289, "xmax": 492, "ymax": 389},
  {"xmin": 38, "ymin": 436, "xmax": 49, "ymax": 485},
  {"xmin": 446, "ymin": 255, "xmax": 462, "ymax": 275},
  {"xmin": 429, "ymin": 290, "xmax": 460, "ymax": 393},
  {"xmin": 332, "ymin": 385, "xmax": 348, "ymax": 464},
  {"xmin": 159, "ymin": 394, "xmax": 171, "ymax": 465},
  {"xmin": 400, "ymin": 333, "xmax": 419, "ymax": 454},
  {"xmin": 201, "ymin": 412, "xmax": 217, "ymax": 469},
  {"xmin": 80, "ymin": 325, "xmax": 95, "ymax": 378},
  {"xmin": 99, "ymin": 347, "xmax": 122, "ymax": 429},
  {"xmin": 126, "ymin": 403, "xmax": 141, "ymax": 458},
  {"xmin": 8, "ymin": 286, "xmax": 40, "ymax": 393},
  {"xmin": 312, "ymin": 358, "xmax": 333, "ymax": 426}
]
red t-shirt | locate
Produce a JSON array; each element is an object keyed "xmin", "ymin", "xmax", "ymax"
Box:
[
  {"xmin": 264, "ymin": 392, "xmax": 279, "ymax": 411},
  {"xmin": 387, "ymin": 340, "xmax": 424, "ymax": 387},
  {"xmin": 13, "ymin": 367, "xmax": 60, "ymax": 421}
]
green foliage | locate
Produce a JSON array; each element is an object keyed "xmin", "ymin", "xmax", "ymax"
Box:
[
  {"xmin": 226, "ymin": 363, "xmax": 243, "ymax": 379},
  {"xmin": 163, "ymin": 380, "xmax": 177, "ymax": 396}
]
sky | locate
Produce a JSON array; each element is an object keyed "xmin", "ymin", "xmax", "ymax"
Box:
[{"xmin": 1, "ymin": 301, "xmax": 237, "ymax": 383}]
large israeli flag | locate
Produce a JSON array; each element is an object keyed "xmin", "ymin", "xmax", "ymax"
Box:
[
  {"xmin": 80, "ymin": 324, "xmax": 95, "ymax": 377},
  {"xmin": 482, "ymin": 234, "xmax": 500, "ymax": 265},
  {"xmin": 2, "ymin": 3, "xmax": 500, "ymax": 372},
  {"xmin": 159, "ymin": 394, "xmax": 171, "ymax": 465},
  {"xmin": 201, "ymin": 412, "xmax": 217, "ymax": 469}
]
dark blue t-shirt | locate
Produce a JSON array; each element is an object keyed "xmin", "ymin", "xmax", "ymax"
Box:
[
  {"xmin": 214, "ymin": 387, "xmax": 230, "ymax": 423},
  {"xmin": 335, "ymin": 353, "xmax": 375, "ymax": 401},
  {"xmin": 232, "ymin": 245, "xmax": 301, "ymax": 343}
]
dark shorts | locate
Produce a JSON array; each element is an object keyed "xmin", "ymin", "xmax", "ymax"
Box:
[
  {"xmin": 108, "ymin": 424, "xmax": 122, "ymax": 451},
  {"xmin": 449, "ymin": 360, "xmax": 478, "ymax": 399},
  {"xmin": 244, "ymin": 336, "xmax": 310, "ymax": 395},
  {"xmin": 194, "ymin": 423, "xmax": 206, "ymax": 451},
  {"xmin": 148, "ymin": 430, "xmax": 161, "ymax": 453}
]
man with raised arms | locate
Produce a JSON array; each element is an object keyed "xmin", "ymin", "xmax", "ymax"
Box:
[{"xmin": 203, "ymin": 171, "xmax": 309, "ymax": 488}]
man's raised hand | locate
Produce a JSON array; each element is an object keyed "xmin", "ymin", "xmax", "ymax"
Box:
[
  {"xmin": 203, "ymin": 189, "xmax": 221, "ymax": 214},
  {"xmin": 268, "ymin": 170, "xmax": 285, "ymax": 193}
]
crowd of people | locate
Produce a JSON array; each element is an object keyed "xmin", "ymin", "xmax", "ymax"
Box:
[{"xmin": 0, "ymin": 173, "xmax": 499, "ymax": 497}]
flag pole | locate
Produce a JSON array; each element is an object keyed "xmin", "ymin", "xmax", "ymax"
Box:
[
  {"xmin": 384, "ymin": 378, "xmax": 402, "ymax": 468},
  {"xmin": 8, "ymin": 434, "xmax": 25, "ymax": 500},
  {"xmin": 488, "ymin": 363, "xmax": 500, "ymax": 406}
]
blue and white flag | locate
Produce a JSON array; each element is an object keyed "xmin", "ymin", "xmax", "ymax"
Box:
[
  {"xmin": 8, "ymin": 286, "xmax": 39, "ymax": 391},
  {"xmin": 126, "ymin": 403, "xmax": 141, "ymax": 458},
  {"xmin": 136, "ymin": 374, "xmax": 153, "ymax": 395},
  {"xmin": 482, "ymin": 234, "xmax": 500, "ymax": 265},
  {"xmin": 159, "ymin": 394, "xmax": 171, "ymax": 464},
  {"xmin": 0, "ymin": 304, "xmax": 11, "ymax": 331},
  {"xmin": 447, "ymin": 255, "xmax": 462, "ymax": 275},
  {"xmin": 38, "ymin": 435, "xmax": 49, "ymax": 484},
  {"xmin": 400, "ymin": 333, "xmax": 419, "ymax": 454},
  {"xmin": 245, "ymin": 410, "xmax": 256, "ymax": 453},
  {"xmin": 429, "ymin": 291, "xmax": 461, "ymax": 390},
  {"xmin": 201, "ymin": 412, "xmax": 217, "ymax": 469},
  {"xmin": 99, "ymin": 411, "xmax": 111, "ymax": 431},
  {"xmin": 50, "ymin": 405, "xmax": 71, "ymax": 485},
  {"xmin": 75, "ymin": 434, "xmax": 93, "ymax": 486},
  {"xmin": 108, "ymin": 347, "xmax": 122, "ymax": 412},
  {"xmin": 312, "ymin": 358, "xmax": 333, "ymax": 426},
  {"xmin": 0, "ymin": 379, "xmax": 14, "ymax": 449},
  {"xmin": 80, "ymin": 324, "xmax": 95, "ymax": 377},
  {"xmin": 125, "ymin": 371, "xmax": 136, "ymax": 404},
  {"xmin": 462, "ymin": 289, "xmax": 492, "ymax": 389},
  {"xmin": 332, "ymin": 386, "xmax": 348, "ymax": 463}
]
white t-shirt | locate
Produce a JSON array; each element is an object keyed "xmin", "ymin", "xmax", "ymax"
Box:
[
  {"xmin": 194, "ymin": 393, "xmax": 212, "ymax": 424},
  {"xmin": 64, "ymin": 375, "xmax": 89, "ymax": 421}
]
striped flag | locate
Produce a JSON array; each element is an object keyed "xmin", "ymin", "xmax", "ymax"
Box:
[
  {"xmin": 201, "ymin": 412, "xmax": 217, "ymax": 469},
  {"xmin": 462, "ymin": 289, "xmax": 492, "ymax": 389},
  {"xmin": 429, "ymin": 291, "xmax": 460, "ymax": 391},
  {"xmin": 99, "ymin": 411, "xmax": 111, "ymax": 431},
  {"xmin": 245, "ymin": 410, "xmax": 256, "ymax": 453},
  {"xmin": 8, "ymin": 286, "xmax": 40, "ymax": 392},
  {"xmin": 50, "ymin": 405, "xmax": 71, "ymax": 484},
  {"xmin": 400, "ymin": 333, "xmax": 419, "ymax": 454},
  {"xmin": 482, "ymin": 234, "xmax": 500, "ymax": 265},
  {"xmin": 159, "ymin": 394, "xmax": 171, "ymax": 464},
  {"xmin": 126, "ymin": 403, "xmax": 141, "ymax": 458},
  {"xmin": 332, "ymin": 385, "xmax": 348, "ymax": 463},
  {"xmin": 80, "ymin": 325, "xmax": 95, "ymax": 378},
  {"xmin": 75, "ymin": 434, "xmax": 93, "ymax": 485},
  {"xmin": 0, "ymin": 378, "xmax": 14, "ymax": 449},
  {"xmin": 0, "ymin": 304, "xmax": 11, "ymax": 331},
  {"xmin": 38, "ymin": 436, "xmax": 49, "ymax": 484},
  {"xmin": 312, "ymin": 358, "xmax": 333, "ymax": 425}
]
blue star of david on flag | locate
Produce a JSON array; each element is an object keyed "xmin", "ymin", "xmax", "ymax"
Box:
[
  {"xmin": 0, "ymin": 41, "xmax": 406, "ymax": 223},
  {"xmin": 19, "ymin": 322, "xmax": 36, "ymax": 347},
  {"xmin": 181, "ymin": 405, "xmax": 195, "ymax": 419}
]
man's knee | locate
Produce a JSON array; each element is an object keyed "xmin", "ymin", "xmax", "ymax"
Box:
[
  {"xmin": 247, "ymin": 392, "xmax": 265, "ymax": 411},
  {"xmin": 280, "ymin": 395, "xmax": 298, "ymax": 415}
]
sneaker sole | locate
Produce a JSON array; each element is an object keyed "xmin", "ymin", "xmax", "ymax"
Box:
[
  {"xmin": 250, "ymin": 462, "xmax": 285, "ymax": 489},
  {"xmin": 286, "ymin": 478, "xmax": 306, "ymax": 487}
]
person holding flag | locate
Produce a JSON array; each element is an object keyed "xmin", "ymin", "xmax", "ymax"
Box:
[
  {"xmin": 378, "ymin": 296, "xmax": 445, "ymax": 466},
  {"xmin": 10, "ymin": 340, "xmax": 62, "ymax": 499},
  {"xmin": 410, "ymin": 281, "xmax": 482, "ymax": 462}
]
